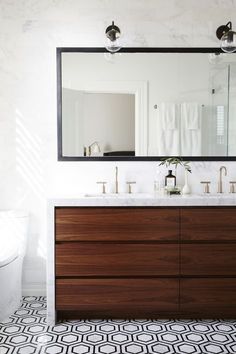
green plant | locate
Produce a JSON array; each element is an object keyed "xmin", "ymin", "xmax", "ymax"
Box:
[{"xmin": 159, "ymin": 157, "xmax": 191, "ymax": 173}]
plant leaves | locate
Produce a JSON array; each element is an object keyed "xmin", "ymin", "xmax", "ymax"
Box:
[{"xmin": 158, "ymin": 157, "xmax": 191, "ymax": 173}]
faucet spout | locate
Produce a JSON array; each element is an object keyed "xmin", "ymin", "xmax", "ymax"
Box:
[
  {"xmin": 115, "ymin": 166, "xmax": 119, "ymax": 194},
  {"xmin": 218, "ymin": 166, "xmax": 227, "ymax": 193}
]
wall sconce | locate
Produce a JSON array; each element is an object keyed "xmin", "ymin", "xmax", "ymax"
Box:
[
  {"xmin": 216, "ymin": 21, "xmax": 236, "ymax": 53},
  {"xmin": 105, "ymin": 21, "xmax": 122, "ymax": 53}
]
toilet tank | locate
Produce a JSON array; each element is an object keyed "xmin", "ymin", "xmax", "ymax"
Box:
[{"xmin": 0, "ymin": 210, "xmax": 29, "ymax": 257}]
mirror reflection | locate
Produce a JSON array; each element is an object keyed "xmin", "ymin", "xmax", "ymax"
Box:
[
  {"xmin": 62, "ymin": 91, "xmax": 135, "ymax": 156},
  {"xmin": 60, "ymin": 51, "xmax": 236, "ymax": 158}
]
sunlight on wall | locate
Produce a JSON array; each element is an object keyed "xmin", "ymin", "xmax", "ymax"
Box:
[
  {"xmin": 15, "ymin": 109, "xmax": 47, "ymax": 261},
  {"xmin": 15, "ymin": 109, "xmax": 45, "ymax": 203}
]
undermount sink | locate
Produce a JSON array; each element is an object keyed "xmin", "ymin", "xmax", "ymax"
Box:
[
  {"xmin": 181, "ymin": 193, "xmax": 236, "ymax": 199},
  {"xmin": 84, "ymin": 193, "xmax": 154, "ymax": 198},
  {"xmin": 200, "ymin": 193, "xmax": 236, "ymax": 197},
  {"xmin": 84, "ymin": 192, "xmax": 236, "ymax": 199}
]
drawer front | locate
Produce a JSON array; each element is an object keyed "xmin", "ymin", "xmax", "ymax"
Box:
[
  {"xmin": 55, "ymin": 207, "xmax": 179, "ymax": 241},
  {"xmin": 56, "ymin": 278, "xmax": 179, "ymax": 315},
  {"xmin": 56, "ymin": 243, "xmax": 179, "ymax": 276},
  {"xmin": 181, "ymin": 244, "xmax": 236, "ymax": 276},
  {"xmin": 181, "ymin": 208, "xmax": 236, "ymax": 241},
  {"xmin": 180, "ymin": 279, "xmax": 236, "ymax": 314}
]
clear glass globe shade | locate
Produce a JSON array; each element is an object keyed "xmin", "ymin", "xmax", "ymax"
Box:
[
  {"xmin": 105, "ymin": 38, "xmax": 122, "ymax": 53},
  {"xmin": 221, "ymin": 30, "xmax": 236, "ymax": 53}
]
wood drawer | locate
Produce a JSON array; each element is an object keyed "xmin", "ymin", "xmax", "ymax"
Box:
[
  {"xmin": 181, "ymin": 208, "xmax": 236, "ymax": 241},
  {"xmin": 55, "ymin": 207, "xmax": 179, "ymax": 241},
  {"xmin": 56, "ymin": 243, "xmax": 179, "ymax": 276},
  {"xmin": 180, "ymin": 279, "xmax": 236, "ymax": 316},
  {"xmin": 56, "ymin": 278, "xmax": 179, "ymax": 317},
  {"xmin": 181, "ymin": 244, "xmax": 236, "ymax": 276}
]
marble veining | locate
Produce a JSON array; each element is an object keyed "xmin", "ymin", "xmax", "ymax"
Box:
[{"xmin": 49, "ymin": 194, "xmax": 236, "ymax": 208}]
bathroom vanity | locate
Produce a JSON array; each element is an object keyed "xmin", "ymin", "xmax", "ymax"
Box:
[{"xmin": 47, "ymin": 195, "xmax": 236, "ymax": 323}]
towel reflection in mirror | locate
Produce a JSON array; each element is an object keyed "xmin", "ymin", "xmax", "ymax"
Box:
[{"xmin": 156, "ymin": 102, "xmax": 202, "ymax": 156}]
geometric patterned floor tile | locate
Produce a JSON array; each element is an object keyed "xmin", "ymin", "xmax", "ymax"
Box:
[{"xmin": 0, "ymin": 297, "xmax": 236, "ymax": 354}]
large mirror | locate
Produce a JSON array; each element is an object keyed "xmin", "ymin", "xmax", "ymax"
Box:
[{"xmin": 57, "ymin": 48, "xmax": 236, "ymax": 160}]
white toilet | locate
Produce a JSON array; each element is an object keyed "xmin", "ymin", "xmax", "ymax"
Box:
[{"xmin": 0, "ymin": 210, "xmax": 29, "ymax": 321}]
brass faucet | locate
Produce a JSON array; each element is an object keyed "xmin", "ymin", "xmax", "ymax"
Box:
[
  {"xmin": 115, "ymin": 166, "xmax": 119, "ymax": 194},
  {"xmin": 218, "ymin": 166, "xmax": 227, "ymax": 193}
]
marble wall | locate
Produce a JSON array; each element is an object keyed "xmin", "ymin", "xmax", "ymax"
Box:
[{"xmin": 0, "ymin": 0, "xmax": 236, "ymax": 294}]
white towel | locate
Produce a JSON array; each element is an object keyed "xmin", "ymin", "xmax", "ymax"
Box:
[
  {"xmin": 160, "ymin": 103, "xmax": 177, "ymax": 130},
  {"xmin": 180, "ymin": 103, "xmax": 202, "ymax": 156},
  {"xmin": 181, "ymin": 102, "xmax": 201, "ymax": 130},
  {"xmin": 156, "ymin": 103, "xmax": 180, "ymax": 156}
]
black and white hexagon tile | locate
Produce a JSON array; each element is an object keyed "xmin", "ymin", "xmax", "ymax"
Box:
[{"xmin": 0, "ymin": 297, "xmax": 236, "ymax": 354}]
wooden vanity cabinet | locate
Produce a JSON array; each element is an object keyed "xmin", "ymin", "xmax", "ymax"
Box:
[
  {"xmin": 180, "ymin": 208, "xmax": 236, "ymax": 241},
  {"xmin": 180, "ymin": 208, "xmax": 236, "ymax": 317},
  {"xmin": 55, "ymin": 206, "xmax": 236, "ymax": 320},
  {"xmin": 55, "ymin": 207, "xmax": 179, "ymax": 319},
  {"xmin": 55, "ymin": 207, "xmax": 179, "ymax": 241},
  {"xmin": 56, "ymin": 243, "xmax": 179, "ymax": 277},
  {"xmin": 56, "ymin": 278, "xmax": 179, "ymax": 318}
]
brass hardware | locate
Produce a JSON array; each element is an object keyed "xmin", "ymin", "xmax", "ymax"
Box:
[
  {"xmin": 126, "ymin": 182, "xmax": 136, "ymax": 194},
  {"xmin": 218, "ymin": 166, "xmax": 227, "ymax": 193},
  {"xmin": 115, "ymin": 166, "xmax": 119, "ymax": 194},
  {"xmin": 229, "ymin": 181, "xmax": 236, "ymax": 193},
  {"xmin": 201, "ymin": 181, "xmax": 211, "ymax": 194},
  {"xmin": 96, "ymin": 181, "xmax": 107, "ymax": 194}
]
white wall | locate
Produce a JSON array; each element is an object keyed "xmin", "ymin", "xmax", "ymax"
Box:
[
  {"xmin": 62, "ymin": 91, "xmax": 135, "ymax": 155},
  {"xmin": 1, "ymin": 0, "xmax": 236, "ymax": 294},
  {"xmin": 83, "ymin": 93, "xmax": 135, "ymax": 154},
  {"xmin": 62, "ymin": 88, "xmax": 85, "ymax": 156}
]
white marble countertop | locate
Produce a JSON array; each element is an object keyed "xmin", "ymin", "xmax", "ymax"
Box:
[{"xmin": 48, "ymin": 193, "xmax": 236, "ymax": 207}]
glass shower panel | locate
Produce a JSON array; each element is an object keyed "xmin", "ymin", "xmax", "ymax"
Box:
[
  {"xmin": 209, "ymin": 64, "xmax": 229, "ymax": 156},
  {"xmin": 228, "ymin": 63, "xmax": 236, "ymax": 156}
]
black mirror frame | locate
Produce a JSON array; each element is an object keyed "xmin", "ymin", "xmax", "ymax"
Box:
[{"xmin": 57, "ymin": 47, "xmax": 236, "ymax": 161}]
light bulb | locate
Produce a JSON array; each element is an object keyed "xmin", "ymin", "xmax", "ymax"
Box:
[
  {"xmin": 105, "ymin": 21, "xmax": 122, "ymax": 53},
  {"xmin": 221, "ymin": 30, "xmax": 236, "ymax": 53},
  {"xmin": 105, "ymin": 37, "xmax": 122, "ymax": 53}
]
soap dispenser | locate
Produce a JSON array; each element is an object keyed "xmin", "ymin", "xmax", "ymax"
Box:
[{"xmin": 165, "ymin": 170, "xmax": 176, "ymax": 188}]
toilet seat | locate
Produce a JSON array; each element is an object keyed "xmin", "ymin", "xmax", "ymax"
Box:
[{"xmin": 0, "ymin": 241, "xmax": 18, "ymax": 267}]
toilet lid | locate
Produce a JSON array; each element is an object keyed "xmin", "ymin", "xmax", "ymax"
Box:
[{"xmin": 0, "ymin": 241, "xmax": 18, "ymax": 267}]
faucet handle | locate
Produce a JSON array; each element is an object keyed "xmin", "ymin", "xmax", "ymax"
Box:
[
  {"xmin": 126, "ymin": 181, "xmax": 136, "ymax": 194},
  {"xmin": 229, "ymin": 181, "xmax": 236, "ymax": 193},
  {"xmin": 201, "ymin": 181, "xmax": 211, "ymax": 194},
  {"xmin": 96, "ymin": 181, "xmax": 107, "ymax": 194}
]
